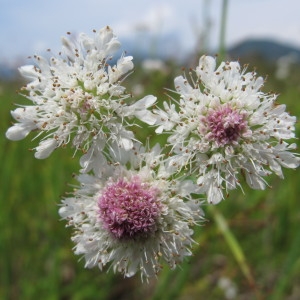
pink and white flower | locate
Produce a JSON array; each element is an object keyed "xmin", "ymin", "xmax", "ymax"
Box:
[
  {"xmin": 151, "ymin": 55, "xmax": 299, "ymax": 204},
  {"xmin": 59, "ymin": 145, "xmax": 203, "ymax": 279}
]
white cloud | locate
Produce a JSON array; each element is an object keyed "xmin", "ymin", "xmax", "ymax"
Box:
[{"xmin": 112, "ymin": 3, "xmax": 175, "ymax": 37}]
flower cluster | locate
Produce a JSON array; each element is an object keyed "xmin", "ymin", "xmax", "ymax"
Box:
[
  {"xmin": 59, "ymin": 144, "xmax": 202, "ymax": 279},
  {"xmin": 151, "ymin": 55, "xmax": 299, "ymax": 204},
  {"xmin": 5, "ymin": 26, "xmax": 155, "ymax": 173},
  {"xmin": 6, "ymin": 26, "xmax": 299, "ymax": 280}
]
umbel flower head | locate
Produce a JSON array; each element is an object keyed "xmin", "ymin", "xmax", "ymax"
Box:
[
  {"xmin": 151, "ymin": 55, "xmax": 299, "ymax": 204},
  {"xmin": 59, "ymin": 144, "xmax": 203, "ymax": 280},
  {"xmin": 5, "ymin": 26, "xmax": 156, "ymax": 160}
]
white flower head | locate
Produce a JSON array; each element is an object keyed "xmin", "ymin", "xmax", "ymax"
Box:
[
  {"xmin": 59, "ymin": 144, "xmax": 203, "ymax": 280},
  {"xmin": 152, "ymin": 55, "xmax": 299, "ymax": 204},
  {"xmin": 6, "ymin": 26, "xmax": 156, "ymax": 161}
]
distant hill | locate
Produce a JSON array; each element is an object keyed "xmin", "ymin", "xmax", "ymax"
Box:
[
  {"xmin": 2, "ymin": 38, "xmax": 300, "ymax": 80},
  {"xmin": 228, "ymin": 39, "xmax": 300, "ymax": 63},
  {"xmin": 0, "ymin": 63, "xmax": 18, "ymax": 80}
]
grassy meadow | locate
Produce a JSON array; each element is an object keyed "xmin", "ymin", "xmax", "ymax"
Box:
[{"xmin": 0, "ymin": 56, "xmax": 300, "ymax": 300}]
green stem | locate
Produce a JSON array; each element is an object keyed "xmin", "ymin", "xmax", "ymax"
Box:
[
  {"xmin": 219, "ymin": 0, "xmax": 228, "ymax": 62},
  {"xmin": 208, "ymin": 205, "xmax": 263, "ymax": 299}
]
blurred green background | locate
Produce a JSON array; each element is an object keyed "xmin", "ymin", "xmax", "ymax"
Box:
[
  {"xmin": 1, "ymin": 0, "xmax": 300, "ymax": 298},
  {"xmin": 0, "ymin": 52, "xmax": 299, "ymax": 299}
]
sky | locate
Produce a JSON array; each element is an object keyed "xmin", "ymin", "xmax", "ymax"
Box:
[{"xmin": 0, "ymin": 0, "xmax": 300, "ymax": 65}]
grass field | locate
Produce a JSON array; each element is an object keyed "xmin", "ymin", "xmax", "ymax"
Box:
[{"xmin": 0, "ymin": 57, "xmax": 299, "ymax": 300}]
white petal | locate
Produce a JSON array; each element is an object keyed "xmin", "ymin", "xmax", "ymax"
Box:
[
  {"xmin": 198, "ymin": 55, "xmax": 216, "ymax": 73},
  {"xmin": 134, "ymin": 95, "xmax": 157, "ymax": 109},
  {"xmin": 120, "ymin": 138, "xmax": 133, "ymax": 150},
  {"xmin": 207, "ymin": 184, "xmax": 223, "ymax": 204},
  {"xmin": 155, "ymin": 125, "xmax": 164, "ymax": 134},
  {"xmin": 34, "ymin": 139, "xmax": 58, "ymax": 159},
  {"xmin": 253, "ymin": 76, "xmax": 264, "ymax": 91},
  {"xmin": 179, "ymin": 180, "xmax": 201, "ymax": 196},
  {"xmin": 6, "ymin": 124, "xmax": 32, "ymax": 141},
  {"xmin": 268, "ymin": 159, "xmax": 283, "ymax": 178},
  {"xmin": 18, "ymin": 65, "xmax": 38, "ymax": 80},
  {"xmin": 245, "ymin": 172, "xmax": 266, "ymax": 190},
  {"xmin": 117, "ymin": 56, "xmax": 134, "ymax": 74},
  {"xmin": 124, "ymin": 95, "xmax": 157, "ymax": 124},
  {"xmin": 134, "ymin": 110, "xmax": 157, "ymax": 125},
  {"xmin": 277, "ymin": 152, "xmax": 300, "ymax": 169},
  {"xmin": 174, "ymin": 76, "xmax": 193, "ymax": 94},
  {"xmin": 61, "ymin": 36, "xmax": 76, "ymax": 62}
]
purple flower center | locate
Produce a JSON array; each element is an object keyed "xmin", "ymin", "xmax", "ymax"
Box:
[
  {"xmin": 205, "ymin": 105, "xmax": 248, "ymax": 146},
  {"xmin": 98, "ymin": 176, "xmax": 161, "ymax": 240}
]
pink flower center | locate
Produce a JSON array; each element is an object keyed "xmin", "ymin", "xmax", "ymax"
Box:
[
  {"xmin": 205, "ymin": 105, "xmax": 248, "ymax": 146},
  {"xmin": 98, "ymin": 176, "xmax": 161, "ymax": 240}
]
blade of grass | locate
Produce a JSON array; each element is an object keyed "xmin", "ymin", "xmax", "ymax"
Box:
[
  {"xmin": 271, "ymin": 228, "xmax": 300, "ymax": 299},
  {"xmin": 207, "ymin": 205, "xmax": 262, "ymax": 298}
]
